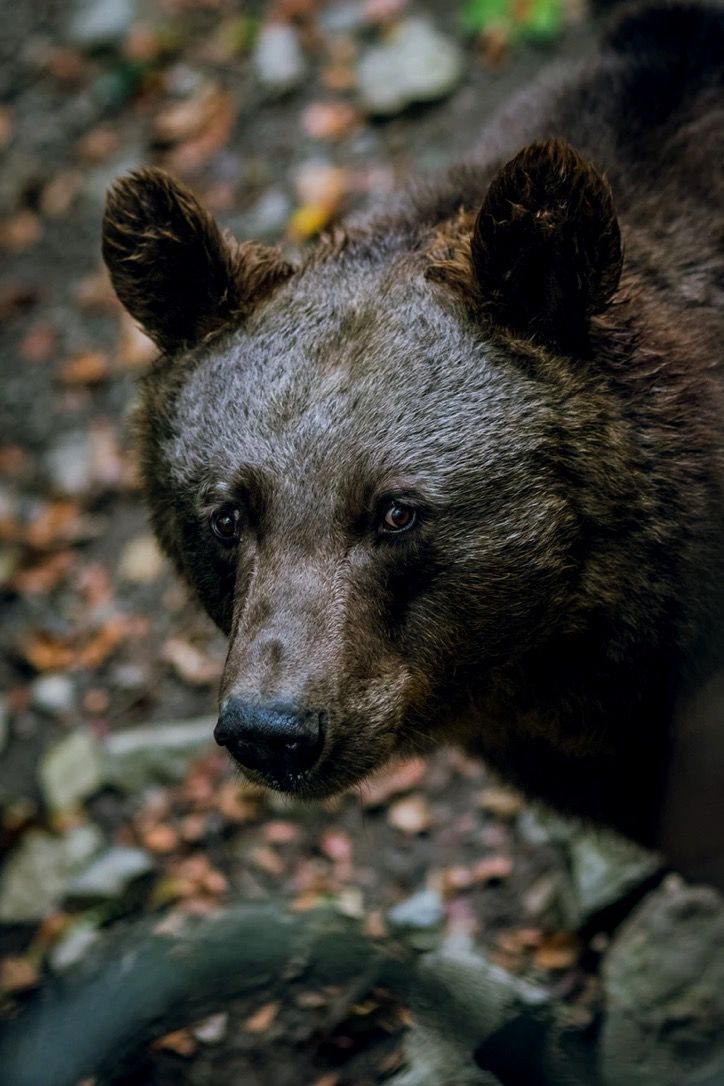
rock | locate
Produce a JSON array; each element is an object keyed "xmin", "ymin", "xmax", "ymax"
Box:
[
  {"xmin": 101, "ymin": 716, "xmax": 216, "ymax": 792},
  {"xmin": 193, "ymin": 1012, "xmax": 229, "ymax": 1045},
  {"xmin": 569, "ymin": 830, "xmax": 661, "ymax": 921},
  {"xmin": 44, "ymin": 431, "xmax": 94, "ymax": 497},
  {"xmin": 253, "ymin": 23, "xmax": 306, "ymax": 94},
  {"xmin": 49, "ymin": 919, "xmax": 102, "ymax": 972},
  {"xmin": 118, "ymin": 534, "xmax": 165, "ymax": 583},
  {"xmin": 393, "ymin": 939, "xmax": 546, "ymax": 1086},
  {"xmin": 69, "ymin": 0, "xmax": 137, "ymax": 48},
  {"xmin": 601, "ymin": 877, "xmax": 724, "ymax": 1085},
  {"xmin": 357, "ymin": 18, "xmax": 464, "ymax": 116},
  {"xmin": 31, "ymin": 673, "xmax": 76, "ymax": 715},
  {"xmin": 320, "ymin": 0, "xmax": 366, "ymax": 35},
  {"xmin": 238, "ymin": 186, "xmax": 292, "ymax": 242},
  {"xmin": 388, "ymin": 888, "xmax": 444, "ymax": 931},
  {"xmin": 0, "ymin": 825, "xmax": 102, "ymax": 923},
  {"xmin": 67, "ymin": 845, "xmax": 154, "ymax": 900},
  {"xmin": 39, "ymin": 729, "xmax": 103, "ymax": 812}
]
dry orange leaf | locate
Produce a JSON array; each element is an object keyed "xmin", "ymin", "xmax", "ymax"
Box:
[
  {"xmin": 162, "ymin": 637, "xmax": 223, "ymax": 686},
  {"xmin": 152, "ymin": 1028, "xmax": 198, "ymax": 1057},
  {"xmin": 20, "ymin": 322, "xmax": 57, "ymax": 363},
  {"xmin": 361, "ymin": 757, "xmax": 427, "ymax": 806},
  {"xmin": 0, "ymin": 955, "xmax": 38, "ymax": 992},
  {"xmin": 12, "ymin": 551, "xmax": 75, "ymax": 595},
  {"xmin": 243, "ymin": 1001, "xmax": 280, "ymax": 1034},
  {"xmin": 23, "ymin": 616, "xmax": 130, "ymax": 672},
  {"xmin": 142, "ymin": 824, "xmax": 180, "ymax": 853},
  {"xmin": 301, "ymin": 101, "xmax": 361, "ymax": 140},
  {"xmin": 57, "ymin": 350, "xmax": 109, "ymax": 386},
  {"xmin": 471, "ymin": 854, "xmax": 513, "ymax": 884},
  {"xmin": 161, "ymin": 86, "xmax": 236, "ymax": 175},
  {"xmin": 532, "ymin": 931, "xmax": 582, "ymax": 972},
  {"xmin": 117, "ymin": 311, "xmax": 156, "ymax": 368},
  {"xmin": 0, "ymin": 210, "xmax": 42, "ymax": 253},
  {"xmin": 478, "ymin": 786, "xmax": 523, "ymax": 820}
]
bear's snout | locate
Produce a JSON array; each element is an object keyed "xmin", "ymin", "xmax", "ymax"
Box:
[{"xmin": 214, "ymin": 698, "xmax": 326, "ymax": 786}]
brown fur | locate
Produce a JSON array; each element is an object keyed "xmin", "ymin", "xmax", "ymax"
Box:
[{"xmin": 103, "ymin": 3, "xmax": 724, "ymax": 846}]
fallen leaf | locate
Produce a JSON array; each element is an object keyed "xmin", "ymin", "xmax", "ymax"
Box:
[
  {"xmin": 117, "ymin": 311, "xmax": 157, "ymax": 367},
  {"xmin": 360, "ymin": 757, "xmax": 427, "ymax": 806},
  {"xmin": 75, "ymin": 124, "xmax": 121, "ymax": 163},
  {"xmin": 0, "ymin": 211, "xmax": 42, "ymax": 253},
  {"xmin": 152, "ymin": 1028, "xmax": 198, "ymax": 1057},
  {"xmin": 478, "ymin": 786, "xmax": 523, "ymax": 819},
  {"xmin": 11, "ymin": 551, "xmax": 75, "ymax": 594},
  {"xmin": 142, "ymin": 824, "xmax": 180, "ymax": 853},
  {"xmin": 0, "ymin": 955, "xmax": 38, "ymax": 992},
  {"xmin": 319, "ymin": 828, "xmax": 353, "ymax": 864},
  {"xmin": 249, "ymin": 844, "xmax": 286, "ymax": 877},
  {"xmin": 23, "ymin": 616, "xmax": 131, "ymax": 672},
  {"xmin": 57, "ymin": 350, "xmax": 109, "ymax": 386},
  {"xmin": 0, "ymin": 106, "xmax": 13, "ymax": 150},
  {"xmin": 160, "ymin": 85, "xmax": 236, "ymax": 174},
  {"xmin": 301, "ymin": 101, "xmax": 361, "ymax": 140},
  {"xmin": 20, "ymin": 322, "xmax": 57, "ymax": 363},
  {"xmin": 471, "ymin": 854, "xmax": 513, "ymax": 884},
  {"xmin": 263, "ymin": 820, "xmax": 300, "ymax": 845},
  {"xmin": 118, "ymin": 535, "xmax": 165, "ymax": 583},
  {"xmin": 387, "ymin": 794, "xmax": 432, "ymax": 835},
  {"xmin": 162, "ymin": 637, "xmax": 223, "ymax": 685},
  {"xmin": 243, "ymin": 1001, "xmax": 280, "ymax": 1033},
  {"xmin": 533, "ymin": 931, "xmax": 582, "ymax": 972},
  {"xmin": 40, "ymin": 172, "xmax": 84, "ymax": 218}
]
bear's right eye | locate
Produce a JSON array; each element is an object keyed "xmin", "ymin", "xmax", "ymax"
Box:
[{"xmin": 210, "ymin": 504, "xmax": 242, "ymax": 545}]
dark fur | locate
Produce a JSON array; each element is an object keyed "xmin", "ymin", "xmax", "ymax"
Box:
[{"xmin": 103, "ymin": 3, "xmax": 724, "ymax": 845}]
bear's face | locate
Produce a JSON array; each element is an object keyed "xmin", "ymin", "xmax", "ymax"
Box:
[{"xmin": 104, "ymin": 140, "xmax": 623, "ymax": 797}]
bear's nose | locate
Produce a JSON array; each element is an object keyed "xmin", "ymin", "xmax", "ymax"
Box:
[{"xmin": 214, "ymin": 699, "xmax": 325, "ymax": 783}]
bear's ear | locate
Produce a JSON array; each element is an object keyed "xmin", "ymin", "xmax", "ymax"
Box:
[
  {"xmin": 102, "ymin": 168, "xmax": 294, "ymax": 354},
  {"xmin": 471, "ymin": 139, "xmax": 622, "ymax": 347}
]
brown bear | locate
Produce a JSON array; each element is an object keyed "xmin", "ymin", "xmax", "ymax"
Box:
[{"xmin": 102, "ymin": 2, "xmax": 724, "ymax": 855}]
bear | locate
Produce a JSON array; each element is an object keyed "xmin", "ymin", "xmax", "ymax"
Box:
[{"xmin": 102, "ymin": 2, "xmax": 724, "ymax": 854}]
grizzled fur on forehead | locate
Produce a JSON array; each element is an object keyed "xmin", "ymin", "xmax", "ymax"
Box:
[{"xmin": 147, "ymin": 246, "xmax": 562, "ymax": 505}]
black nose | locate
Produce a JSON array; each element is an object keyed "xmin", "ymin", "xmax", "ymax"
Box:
[{"xmin": 214, "ymin": 699, "xmax": 325, "ymax": 783}]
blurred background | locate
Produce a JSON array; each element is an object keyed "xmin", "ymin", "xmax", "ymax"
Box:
[{"xmin": 3, "ymin": 3, "xmax": 721, "ymax": 1086}]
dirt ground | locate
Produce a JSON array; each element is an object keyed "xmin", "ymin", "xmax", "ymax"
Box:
[{"xmin": 0, "ymin": 3, "xmax": 641, "ymax": 1084}]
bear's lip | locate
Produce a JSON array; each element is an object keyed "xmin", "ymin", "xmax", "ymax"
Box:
[{"xmin": 223, "ymin": 735, "xmax": 345, "ymax": 799}]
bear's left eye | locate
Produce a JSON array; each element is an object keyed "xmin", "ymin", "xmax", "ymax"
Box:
[
  {"xmin": 210, "ymin": 504, "xmax": 242, "ymax": 544},
  {"xmin": 380, "ymin": 501, "xmax": 417, "ymax": 535}
]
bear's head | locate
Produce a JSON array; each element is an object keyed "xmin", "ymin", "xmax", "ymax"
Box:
[{"xmin": 103, "ymin": 140, "xmax": 625, "ymax": 798}]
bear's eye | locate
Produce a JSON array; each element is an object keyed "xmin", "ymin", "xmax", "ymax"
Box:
[
  {"xmin": 210, "ymin": 504, "xmax": 242, "ymax": 544},
  {"xmin": 380, "ymin": 501, "xmax": 417, "ymax": 535}
]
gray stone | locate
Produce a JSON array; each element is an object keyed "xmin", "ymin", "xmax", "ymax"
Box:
[
  {"xmin": 601, "ymin": 877, "xmax": 724, "ymax": 1086},
  {"xmin": 67, "ymin": 845, "xmax": 154, "ymax": 900},
  {"xmin": 358, "ymin": 18, "xmax": 464, "ymax": 116},
  {"xmin": 49, "ymin": 919, "xmax": 102, "ymax": 972},
  {"xmin": 238, "ymin": 186, "xmax": 292, "ymax": 242},
  {"xmin": 31, "ymin": 673, "xmax": 76, "ymax": 715},
  {"xmin": 320, "ymin": 0, "xmax": 366, "ymax": 34},
  {"xmin": 39, "ymin": 729, "xmax": 103, "ymax": 812},
  {"xmin": 393, "ymin": 939, "xmax": 546, "ymax": 1086},
  {"xmin": 101, "ymin": 716, "xmax": 216, "ymax": 792},
  {"xmin": 0, "ymin": 825, "xmax": 102, "ymax": 922},
  {"xmin": 69, "ymin": 0, "xmax": 137, "ymax": 47},
  {"xmin": 388, "ymin": 889, "xmax": 444, "ymax": 931},
  {"xmin": 569, "ymin": 830, "xmax": 661, "ymax": 921},
  {"xmin": 44, "ymin": 431, "xmax": 94, "ymax": 497},
  {"xmin": 253, "ymin": 24, "xmax": 306, "ymax": 94}
]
